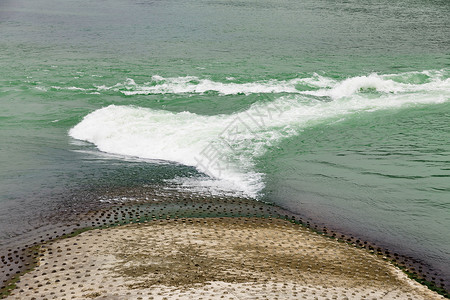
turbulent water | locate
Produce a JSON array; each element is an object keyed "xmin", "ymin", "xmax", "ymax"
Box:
[{"xmin": 1, "ymin": 0, "xmax": 449, "ymax": 284}]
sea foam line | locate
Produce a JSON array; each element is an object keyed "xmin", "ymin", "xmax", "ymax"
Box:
[{"xmin": 44, "ymin": 69, "xmax": 450, "ymax": 100}]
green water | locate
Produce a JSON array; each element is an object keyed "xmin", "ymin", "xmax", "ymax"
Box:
[{"xmin": 1, "ymin": 0, "xmax": 449, "ymax": 286}]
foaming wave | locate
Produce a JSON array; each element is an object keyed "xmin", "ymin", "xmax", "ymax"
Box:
[
  {"xmin": 105, "ymin": 70, "xmax": 449, "ymax": 99},
  {"xmin": 98, "ymin": 76, "xmax": 308, "ymax": 95},
  {"xmin": 69, "ymin": 79, "xmax": 449, "ymax": 197},
  {"xmin": 42, "ymin": 69, "xmax": 450, "ymax": 101},
  {"xmin": 304, "ymin": 70, "xmax": 450, "ymax": 99}
]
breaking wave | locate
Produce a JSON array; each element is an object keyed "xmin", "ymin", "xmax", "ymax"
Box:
[{"xmin": 69, "ymin": 70, "xmax": 449, "ymax": 197}]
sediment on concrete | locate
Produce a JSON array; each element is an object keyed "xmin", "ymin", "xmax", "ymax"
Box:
[{"xmin": 5, "ymin": 217, "xmax": 446, "ymax": 300}]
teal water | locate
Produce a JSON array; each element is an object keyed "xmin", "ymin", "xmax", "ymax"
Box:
[{"xmin": 1, "ymin": 0, "xmax": 449, "ymax": 286}]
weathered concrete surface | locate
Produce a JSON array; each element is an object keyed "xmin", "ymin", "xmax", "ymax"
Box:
[{"xmin": 8, "ymin": 218, "xmax": 444, "ymax": 299}]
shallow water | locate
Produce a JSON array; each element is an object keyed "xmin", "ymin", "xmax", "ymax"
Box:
[{"xmin": 0, "ymin": 0, "xmax": 449, "ymax": 287}]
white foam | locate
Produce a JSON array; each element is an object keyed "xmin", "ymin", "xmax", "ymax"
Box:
[
  {"xmin": 84, "ymin": 74, "xmax": 337, "ymax": 96},
  {"xmin": 43, "ymin": 69, "xmax": 449, "ymax": 101},
  {"xmin": 329, "ymin": 74, "xmax": 403, "ymax": 98},
  {"xmin": 121, "ymin": 77, "xmax": 301, "ymax": 95},
  {"xmin": 305, "ymin": 70, "xmax": 450, "ymax": 99},
  {"xmin": 104, "ymin": 70, "xmax": 449, "ymax": 98},
  {"xmin": 67, "ymin": 86, "xmax": 87, "ymax": 91},
  {"xmin": 69, "ymin": 71, "xmax": 449, "ymax": 198},
  {"xmin": 35, "ymin": 86, "xmax": 48, "ymax": 92}
]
